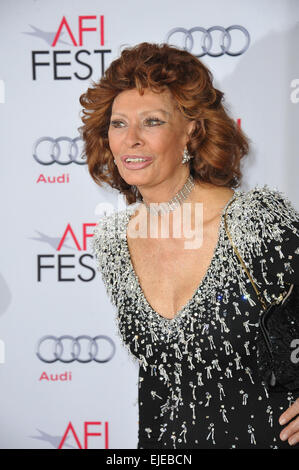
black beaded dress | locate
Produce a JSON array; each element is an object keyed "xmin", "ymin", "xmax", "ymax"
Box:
[{"xmin": 91, "ymin": 185, "xmax": 299, "ymax": 449}]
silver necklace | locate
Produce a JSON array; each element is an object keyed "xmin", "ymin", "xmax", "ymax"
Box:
[{"xmin": 142, "ymin": 174, "xmax": 195, "ymax": 215}]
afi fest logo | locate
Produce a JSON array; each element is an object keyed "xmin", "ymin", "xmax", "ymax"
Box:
[
  {"xmin": 58, "ymin": 421, "xmax": 109, "ymax": 449},
  {"xmin": 35, "ymin": 222, "xmax": 97, "ymax": 282},
  {"xmin": 26, "ymin": 15, "xmax": 112, "ymax": 80}
]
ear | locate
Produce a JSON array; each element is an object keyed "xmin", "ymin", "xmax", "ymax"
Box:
[{"xmin": 186, "ymin": 120, "xmax": 196, "ymax": 138}]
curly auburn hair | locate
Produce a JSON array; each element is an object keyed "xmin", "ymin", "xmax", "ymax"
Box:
[{"xmin": 79, "ymin": 42, "xmax": 250, "ymax": 205}]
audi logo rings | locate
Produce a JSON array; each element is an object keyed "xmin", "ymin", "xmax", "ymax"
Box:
[
  {"xmin": 33, "ymin": 136, "xmax": 86, "ymax": 165},
  {"xmin": 166, "ymin": 25, "xmax": 250, "ymax": 57},
  {"xmin": 36, "ymin": 335, "xmax": 116, "ymax": 363}
]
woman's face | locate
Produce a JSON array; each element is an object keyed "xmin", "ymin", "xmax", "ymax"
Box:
[{"xmin": 108, "ymin": 87, "xmax": 195, "ymax": 190}]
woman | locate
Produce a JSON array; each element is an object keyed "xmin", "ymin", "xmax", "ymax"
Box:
[{"xmin": 80, "ymin": 42, "xmax": 299, "ymax": 449}]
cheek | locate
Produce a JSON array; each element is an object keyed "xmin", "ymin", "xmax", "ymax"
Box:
[
  {"xmin": 150, "ymin": 129, "xmax": 179, "ymax": 151},
  {"xmin": 107, "ymin": 131, "xmax": 119, "ymax": 153},
  {"xmin": 155, "ymin": 131, "xmax": 185, "ymax": 156}
]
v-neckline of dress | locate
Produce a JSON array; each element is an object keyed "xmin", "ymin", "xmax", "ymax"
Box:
[{"xmin": 122, "ymin": 190, "xmax": 239, "ymax": 324}]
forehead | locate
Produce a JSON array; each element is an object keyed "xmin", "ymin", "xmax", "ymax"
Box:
[{"xmin": 111, "ymin": 87, "xmax": 177, "ymax": 112}]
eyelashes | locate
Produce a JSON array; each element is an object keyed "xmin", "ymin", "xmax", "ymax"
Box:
[
  {"xmin": 143, "ymin": 117, "xmax": 166, "ymax": 126},
  {"xmin": 110, "ymin": 117, "xmax": 166, "ymax": 128}
]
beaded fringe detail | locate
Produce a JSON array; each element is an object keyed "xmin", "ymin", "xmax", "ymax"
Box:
[{"xmin": 91, "ymin": 184, "xmax": 299, "ymax": 449}]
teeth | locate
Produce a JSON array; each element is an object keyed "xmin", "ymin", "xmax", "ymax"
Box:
[{"xmin": 126, "ymin": 158, "xmax": 147, "ymax": 162}]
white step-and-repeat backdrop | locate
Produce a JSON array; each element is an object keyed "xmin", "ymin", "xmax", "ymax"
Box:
[{"xmin": 0, "ymin": 0, "xmax": 298, "ymax": 449}]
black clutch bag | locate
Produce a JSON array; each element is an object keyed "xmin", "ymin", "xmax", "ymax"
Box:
[{"xmin": 224, "ymin": 199, "xmax": 299, "ymax": 393}]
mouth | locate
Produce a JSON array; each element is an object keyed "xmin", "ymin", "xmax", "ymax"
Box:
[
  {"xmin": 121, "ymin": 155, "xmax": 153, "ymax": 163},
  {"xmin": 120, "ymin": 155, "xmax": 154, "ymax": 170}
]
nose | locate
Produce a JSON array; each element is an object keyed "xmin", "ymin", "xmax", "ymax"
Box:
[{"xmin": 124, "ymin": 122, "xmax": 144, "ymax": 148}]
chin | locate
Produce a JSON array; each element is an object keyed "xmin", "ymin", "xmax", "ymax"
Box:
[{"xmin": 120, "ymin": 173, "xmax": 150, "ymax": 187}]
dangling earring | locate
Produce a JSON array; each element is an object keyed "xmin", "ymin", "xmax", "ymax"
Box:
[
  {"xmin": 182, "ymin": 147, "xmax": 193, "ymax": 164},
  {"xmin": 113, "ymin": 159, "xmax": 116, "ymax": 164}
]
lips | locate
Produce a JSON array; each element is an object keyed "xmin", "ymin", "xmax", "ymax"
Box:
[{"xmin": 120, "ymin": 155, "xmax": 154, "ymax": 170}]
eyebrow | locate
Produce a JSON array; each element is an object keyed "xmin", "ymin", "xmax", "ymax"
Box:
[{"xmin": 111, "ymin": 109, "xmax": 170, "ymax": 118}]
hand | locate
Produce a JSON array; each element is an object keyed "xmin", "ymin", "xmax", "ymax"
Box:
[{"xmin": 279, "ymin": 397, "xmax": 299, "ymax": 446}]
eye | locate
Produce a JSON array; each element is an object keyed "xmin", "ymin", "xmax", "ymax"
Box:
[
  {"xmin": 144, "ymin": 117, "xmax": 165, "ymax": 126},
  {"xmin": 110, "ymin": 120, "xmax": 125, "ymax": 128}
]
